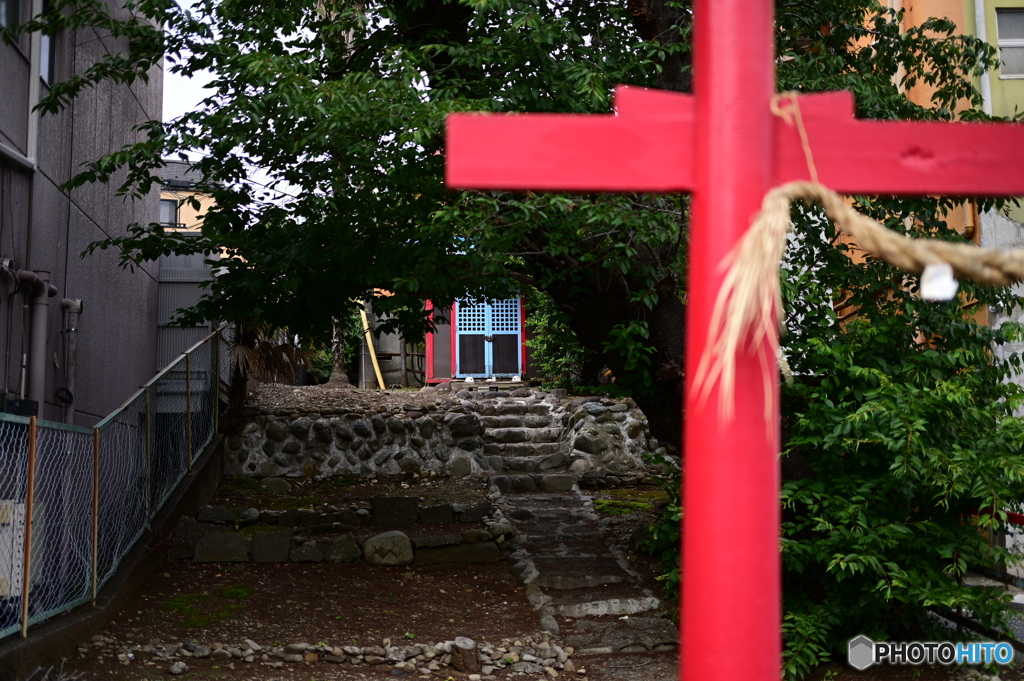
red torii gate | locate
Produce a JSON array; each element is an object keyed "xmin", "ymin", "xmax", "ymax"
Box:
[{"xmin": 445, "ymin": 2, "xmax": 1024, "ymax": 679}]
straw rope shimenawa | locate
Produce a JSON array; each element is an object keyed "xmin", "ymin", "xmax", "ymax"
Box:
[{"xmin": 693, "ymin": 94, "xmax": 1024, "ymax": 422}]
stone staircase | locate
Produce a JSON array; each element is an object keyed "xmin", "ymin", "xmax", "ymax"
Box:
[
  {"xmin": 478, "ymin": 399, "xmax": 572, "ymax": 473},
  {"xmin": 494, "ymin": 483, "xmax": 678, "ymax": 662}
]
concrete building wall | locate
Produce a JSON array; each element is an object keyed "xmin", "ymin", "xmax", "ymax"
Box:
[{"xmin": 0, "ymin": 2, "xmax": 162, "ymax": 425}]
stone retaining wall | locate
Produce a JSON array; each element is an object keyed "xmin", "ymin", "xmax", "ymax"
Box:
[
  {"xmin": 228, "ymin": 391, "xmax": 661, "ymax": 479},
  {"xmin": 168, "ymin": 495, "xmax": 525, "ymax": 567}
]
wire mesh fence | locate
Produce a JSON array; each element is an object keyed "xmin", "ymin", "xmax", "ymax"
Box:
[
  {"xmin": 25, "ymin": 423, "xmax": 95, "ymax": 630},
  {"xmin": 95, "ymin": 394, "xmax": 148, "ymax": 590},
  {"xmin": 187, "ymin": 339, "xmax": 217, "ymax": 465},
  {"xmin": 149, "ymin": 354, "xmax": 190, "ymax": 512},
  {"xmin": 0, "ymin": 417, "xmax": 29, "ymax": 639},
  {"xmin": 0, "ymin": 324, "xmax": 230, "ymax": 641}
]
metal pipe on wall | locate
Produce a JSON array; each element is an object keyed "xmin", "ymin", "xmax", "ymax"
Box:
[
  {"xmin": 61, "ymin": 298, "xmax": 81, "ymax": 424},
  {"xmin": 975, "ymin": 0, "xmax": 994, "ymax": 116},
  {"xmin": 17, "ymin": 270, "xmax": 57, "ymax": 411}
]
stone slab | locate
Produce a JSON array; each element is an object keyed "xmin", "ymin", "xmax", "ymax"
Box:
[
  {"xmin": 412, "ymin": 534, "xmax": 463, "ymax": 549},
  {"xmin": 414, "ymin": 542, "xmax": 500, "ymax": 566},
  {"xmin": 371, "ymin": 496, "xmax": 419, "ymax": 527},
  {"xmin": 194, "ymin": 532, "xmax": 248, "ymax": 563},
  {"xmin": 419, "ymin": 504, "xmax": 454, "ymax": 525},
  {"xmin": 457, "ymin": 501, "xmax": 492, "ymax": 523},
  {"xmin": 251, "ymin": 530, "xmax": 292, "ymax": 563}
]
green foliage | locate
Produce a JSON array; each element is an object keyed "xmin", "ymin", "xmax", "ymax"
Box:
[
  {"xmin": 779, "ymin": 193, "xmax": 1024, "ymax": 675},
  {"xmin": 523, "ymin": 288, "xmax": 591, "ymax": 390},
  {"xmin": 306, "ymin": 312, "xmax": 362, "ymax": 384},
  {"xmin": 28, "ymin": 0, "xmax": 678, "ymax": 349},
  {"xmin": 593, "ymin": 499, "xmax": 652, "ymax": 515},
  {"xmin": 306, "ymin": 347, "xmax": 334, "ymax": 385},
  {"xmin": 771, "ymin": 5, "xmax": 1024, "ymax": 677},
  {"xmin": 638, "ymin": 450, "xmax": 682, "ymax": 607}
]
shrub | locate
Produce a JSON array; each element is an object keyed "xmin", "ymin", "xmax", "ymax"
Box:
[{"xmin": 779, "ymin": 196, "xmax": 1024, "ymax": 678}]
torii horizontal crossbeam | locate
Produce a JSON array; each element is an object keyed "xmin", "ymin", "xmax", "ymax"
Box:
[{"xmin": 447, "ymin": 87, "xmax": 1024, "ymax": 197}]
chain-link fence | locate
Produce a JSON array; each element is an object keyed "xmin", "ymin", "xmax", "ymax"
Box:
[{"xmin": 0, "ymin": 325, "xmax": 229, "ymax": 640}]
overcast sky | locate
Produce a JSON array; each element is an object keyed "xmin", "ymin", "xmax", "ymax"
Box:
[{"xmin": 163, "ymin": 65, "xmax": 214, "ymax": 124}]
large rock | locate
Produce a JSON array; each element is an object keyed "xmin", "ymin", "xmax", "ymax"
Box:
[
  {"xmin": 371, "ymin": 497, "xmax": 419, "ymax": 526},
  {"xmin": 266, "ymin": 421, "xmax": 288, "ymax": 442},
  {"xmin": 397, "ymin": 452, "xmax": 422, "ymax": 473},
  {"xmin": 323, "ymin": 535, "xmax": 361, "ymax": 563},
  {"xmin": 363, "ymin": 531, "xmax": 414, "ymax": 566},
  {"xmin": 574, "ymin": 432, "xmax": 610, "ymax": 454},
  {"xmin": 487, "ymin": 429, "xmax": 526, "ymax": 444},
  {"xmin": 252, "ymin": 530, "xmax": 292, "ymax": 562},
  {"xmin": 194, "ymin": 532, "xmax": 248, "ymax": 562},
  {"xmin": 196, "ymin": 506, "xmax": 232, "ymax": 523},
  {"xmin": 290, "ymin": 541, "xmax": 324, "ymax": 562},
  {"xmin": 538, "ymin": 451, "xmax": 566, "ymax": 471},
  {"xmin": 416, "ymin": 417, "xmax": 436, "ymax": 438},
  {"xmin": 288, "ymin": 418, "xmax": 313, "ymax": 440},
  {"xmin": 489, "ymin": 475, "xmax": 512, "ymax": 493},
  {"xmin": 458, "ymin": 501, "xmax": 492, "ymax": 523},
  {"xmin": 449, "ymin": 414, "xmax": 483, "ymax": 437},
  {"xmin": 511, "ymin": 475, "xmax": 539, "ymax": 493},
  {"xmin": 312, "ymin": 421, "xmax": 333, "ymax": 444},
  {"xmin": 569, "ymin": 458, "xmax": 594, "ymax": 475},
  {"xmin": 449, "ymin": 456, "xmax": 472, "ymax": 478},
  {"xmin": 539, "ymin": 474, "xmax": 578, "ymax": 492},
  {"xmin": 261, "ymin": 477, "xmax": 291, "ymax": 493}
]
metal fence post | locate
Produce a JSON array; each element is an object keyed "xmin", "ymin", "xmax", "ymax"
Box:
[
  {"xmin": 20, "ymin": 416, "xmax": 37, "ymax": 638},
  {"xmin": 144, "ymin": 386, "xmax": 152, "ymax": 514},
  {"xmin": 213, "ymin": 330, "xmax": 220, "ymax": 435},
  {"xmin": 185, "ymin": 352, "xmax": 193, "ymax": 470},
  {"xmin": 91, "ymin": 428, "xmax": 100, "ymax": 606}
]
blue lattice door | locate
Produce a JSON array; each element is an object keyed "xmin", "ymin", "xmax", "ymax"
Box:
[{"xmin": 455, "ymin": 298, "xmax": 522, "ymax": 378}]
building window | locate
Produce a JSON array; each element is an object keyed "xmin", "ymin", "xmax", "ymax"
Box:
[
  {"xmin": 997, "ymin": 9, "xmax": 1024, "ymax": 78},
  {"xmin": 0, "ymin": 0, "xmax": 19, "ymax": 29},
  {"xmin": 39, "ymin": 31, "xmax": 56, "ymax": 84},
  {"xmin": 160, "ymin": 199, "xmax": 179, "ymax": 226}
]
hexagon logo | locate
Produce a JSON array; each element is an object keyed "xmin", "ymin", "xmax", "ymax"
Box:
[{"xmin": 848, "ymin": 635, "xmax": 875, "ymax": 671}]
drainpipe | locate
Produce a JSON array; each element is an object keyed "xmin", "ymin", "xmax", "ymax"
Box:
[
  {"xmin": 61, "ymin": 298, "xmax": 81, "ymax": 424},
  {"xmin": 17, "ymin": 270, "xmax": 57, "ymax": 412},
  {"xmin": 976, "ymin": 0, "xmax": 993, "ymax": 116}
]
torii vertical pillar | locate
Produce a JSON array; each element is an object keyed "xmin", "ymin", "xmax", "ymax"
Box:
[{"xmin": 685, "ymin": 3, "xmax": 780, "ymax": 680}]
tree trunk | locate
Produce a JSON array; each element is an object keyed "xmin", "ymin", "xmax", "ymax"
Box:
[
  {"xmin": 222, "ymin": 322, "xmax": 255, "ymax": 435},
  {"xmin": 328, "ymin": 319, "xmax": 350, "ymax": 385},
  {"xmin": 542, "ymin": 276, "xmax": 684, "ymax": 452}
]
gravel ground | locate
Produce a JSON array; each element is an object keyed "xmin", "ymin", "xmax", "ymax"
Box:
[{"xmin": 243, "ymin": 382, "xmax": 447, "ymax": 416}]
